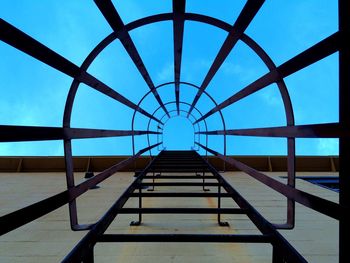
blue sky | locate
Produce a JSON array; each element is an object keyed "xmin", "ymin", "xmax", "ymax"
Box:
[{"xmin": 0, "ymin": 0, "xmax": 339, "ymax": 156}]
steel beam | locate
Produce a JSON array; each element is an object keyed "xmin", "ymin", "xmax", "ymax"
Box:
[
  {"xmin": 188, "ymin": 0, "xmax": 265, "ymax": 116},
  {"xmin": 0, "ymin": 125, "xmax": 160, "ymax": 142},
  {"xmin": 94, "ymin": 0, "xmax": 170, "ymax": 117},
  {"xmin": 196, "ymin": 122, "xmax": 344, "ymax": 138}
]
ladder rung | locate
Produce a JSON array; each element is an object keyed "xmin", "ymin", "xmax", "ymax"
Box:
[
  {"xmin": 130, "ymin": 192, "xmax": 232, "ymax": 198},
  {"xmin": 98, "ymin": 234, "xmax": 271, "ymax": 243},
  {"xmin": 138, "ymin": 182, "xmax": 220, "ymax": 187},
  {"xmin": 117, "ymin": 208, "xmax": 246, "ymax": 214},
  {"xmin": 143, "ymin": 176, "xmax": 216, "ymax": 179}
]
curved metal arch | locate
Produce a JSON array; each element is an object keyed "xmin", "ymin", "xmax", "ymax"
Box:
[
  {"xmin": 62, "ymin": 13, "xmax": 294, "ymax": 158},
  {"xmin": 131, "ymin": 81, "xmax": 226, "ymax": 156},
  {"xmin": 62, "ymin": 12, "xmax": 295, "ymax": 229},
  {"xmin": 62, "ymin": 13, "xmax": 293, "ymax": 167},
  {"xmin": 144, "ymin": 101, "xmax": 209, "ymax": 157},
  {"xmin": 62, "ymin": 12, "xmax": 294, "ymax": 127},
  {"xmin": 158, "ymin": 109, "xmax": 201, "ymax": 151}
]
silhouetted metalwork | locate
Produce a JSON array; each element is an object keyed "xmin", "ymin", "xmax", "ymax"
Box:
[{"xmin": 0, "ymin": 0, "xmax": 347, "ymax": 262}]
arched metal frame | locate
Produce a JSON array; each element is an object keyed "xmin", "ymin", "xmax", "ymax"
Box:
[
  {"xmin": 61, "ymin": 12, "xmax": 295, "ymax": 230},
  {"xmin": 144, "ymin": 103, "xmax": 204, "ymax": 152},
  {"xmin": 158, "ymin": 109, "xmax": 200, "ymax": 151},
  {"xmin": 146, "ymin": 102, "xmax": 206, "ymax": 153},
  {"xmin": 130, "ymin": 82, "xmax": 224, "ymax": 157},
  {"xmin": 147, "ymin": 101, "xmax": 209, "ymax": 159},
  {"xmin": 0, "ymin": 1, "xmax": 347, "ymax": 262}
]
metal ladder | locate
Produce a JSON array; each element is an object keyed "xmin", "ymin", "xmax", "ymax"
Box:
[{"xmin": 62, "ymin": 150, "xmax": 307, "ymax": 263}]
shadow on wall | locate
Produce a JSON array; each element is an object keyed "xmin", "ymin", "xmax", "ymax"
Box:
[{"xmin": 162, "ymin": 116, "xmax": 194, "ymax": 150}]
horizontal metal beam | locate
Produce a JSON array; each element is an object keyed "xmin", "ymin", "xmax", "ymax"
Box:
[
  {"xmin": 196, "ymin": 122, "xmax": 344, "ymax": 138},
  {"xmin": 94, "ymin": 0, "xmax": 170, "ymax": 117},
  {"xmin": 0, "ymin": 143, "xmax": 160, "ymax": 236},
  {"xmin": 117, "ymin": 208, "xmax": 246, "ymax": 214},
  {"xmin": 138, "ymin": 182, "xmax": 220, "ymax": 187},
  {"xmin": 0, "ymin": 125, "xmax": 160, "ymax": 142},
  {"xmin": 196, "ymin": 143, "xmax": 341, "ymax": 220},
  {"xmin": 143, "ymin": 175, "xmax": 216, "ymax": 179},
  {"xmin": 130, "ymin": 192, "xmax": 232, "ymax": 198},
  {"xmin": 194, "ymin": 32, "xmax": 340, "ymax": 123},
  {"xmin": 0, "ymin": 19, "xmax": 162, "ymax": 124},
  {"xmin": 98, "ymin": 234, "xmax": 270, "ymax": 243},
  {"xmin": 188, "ymin": 0, "xmax": 265, "ymax": 116}
]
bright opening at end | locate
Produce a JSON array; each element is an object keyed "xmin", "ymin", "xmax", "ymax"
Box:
[{"xmin": 162, "ymin": 116, "xmax": 195, "ymax": 150}]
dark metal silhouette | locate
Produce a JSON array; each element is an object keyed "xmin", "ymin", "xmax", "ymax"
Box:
[{"xmin": 0, "ymin": 0, "xmax": 347, "ymax": 262}]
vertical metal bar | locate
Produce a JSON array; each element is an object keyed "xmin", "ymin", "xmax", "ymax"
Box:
[
  {"xmin": 202, "ymin": 171, "xmax": 209, "ymax": 191},
  {"xmin": 272, "ymin": 245, "xmax": 284, "ymax": 263},
  {"xmin": 64, "ymin": 139, "xmax": 78, "ymax": 228},
  {"xmin": 202, "ymin": 171, "xmax": 205, "ymax": 190},
  {"xmin": 286, "ymin": 138, "xmax": 295, "ymax": 227},
  {"xmin": 83, "ymin": 247, "xmax": 94, "ymax": 263},
  {"xmin": 138, "ymin": 187, "xmax": 142, "ymax": 223},
  {"xmin": 217, "ymin": 183, "xmax": 229, "ymax": 226},
  {"xmin": 339, "ymin": 0, "xmax": 350, "ymax": 262},
  {"xmin": 130, "ymin": 186, "xmax": 142, "ymax": 226},
  {"xmin": 64, "ymin": 139, "xmax": 93, "ymax": 231},
  {"xmin": 218, "ymin": 185, "xmax": 221, "ymax": 223},
  {"xmin": 149, "ymin": 171, "xmax": 155, "ymax": 191}
]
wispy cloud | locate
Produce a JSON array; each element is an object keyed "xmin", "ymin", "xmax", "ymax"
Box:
[
  {"xmin": 317, "ymin": 139, "xmax": 339, "ymax": 155},
  {"xmin": 156, "ymin": 62, "xmax": 173, "ymax": 83},
  {"xmin": 258, "ymin": 85, "xmax": 282, "ymax": 107},
  {"xmin": 221, "ymin": 61, "xmax": 260, "ymax": 84},
  {"xmin": 288, "ymin": 2, "xmax": 337, "ymax": 49}
]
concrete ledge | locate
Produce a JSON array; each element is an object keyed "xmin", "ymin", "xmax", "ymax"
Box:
[{"xmin": 0, "ymin": 155, "xmax": 339, "ymax": 173}]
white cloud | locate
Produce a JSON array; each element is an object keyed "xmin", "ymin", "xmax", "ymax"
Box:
[
  {"xmin": 258, "ymin": 86, "xmax": 282, "ymax": 107},
  {"xmin": 156, "ymin": 62, "xmax": 173, "ymax": 83},
  {"xmin": 221, "ymin": 61, "xmax": 259, "ymax": 84},
  {"xmin": 317, "ymin": 138, "xmax": 339, "ymax": 155}
]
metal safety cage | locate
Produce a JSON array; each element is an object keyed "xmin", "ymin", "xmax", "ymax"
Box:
[{"xmin": 0, "ymin": 0, "xmax": 348, "ymax": 262}]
